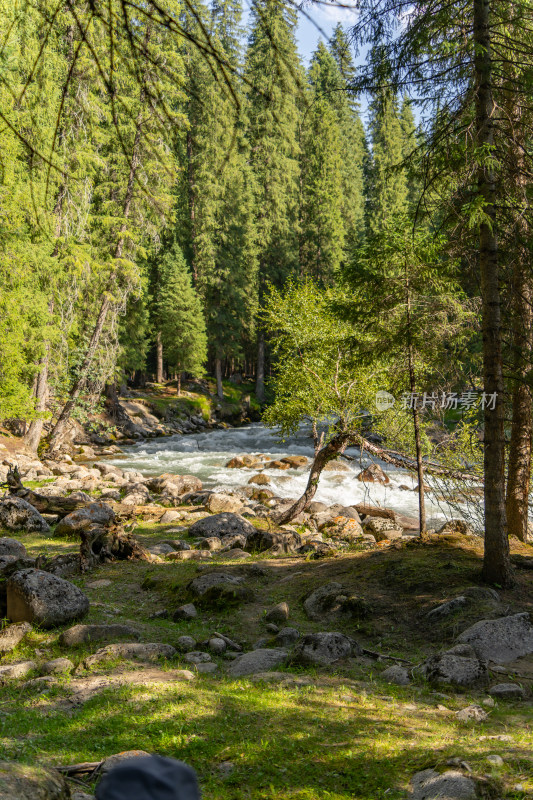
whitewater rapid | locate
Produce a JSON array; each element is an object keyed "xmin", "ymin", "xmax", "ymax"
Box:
[{"xmin": 108, "ymin": 423, "xmax": 462, "ymax": 526}]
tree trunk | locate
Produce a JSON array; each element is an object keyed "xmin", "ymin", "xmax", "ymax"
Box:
[
  {"xmin": 177, "ymin": 372, "xmax": 181, "ymax": 396},
  {"xmin": 47, "ymin": 46, "xmax": 150, "ymax": 454},
  {"xmin": 474, "ymin": 0, "xmax": 513, "ymax": 586},
  {"xmin": 275, "ymin": 431, "xmax": 351, "ymax": 525},
  {"xmin": 215, "ymin": 358, "xmax": 224, "ymax": 400},
  {"xmin": 256, "ymin": 332, "xmax": 265, "ymax": 404},
  {"xmin": 156, "ymin": 332, "xmax": 164, "ymax": 384},
  {"xmin": 25, "ymin": 343, "xmax": 51, "ymax": 452}
]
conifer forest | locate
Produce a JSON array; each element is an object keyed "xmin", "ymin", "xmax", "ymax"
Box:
[{"xmin": 1, "ymin": 2, "xmax": 533, "ymax": 798}]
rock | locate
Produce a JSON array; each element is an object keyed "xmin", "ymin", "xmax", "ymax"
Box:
[
  {"xmin": 486, "ymin": 754, "xmax": 504, "ymax": 767},
  {"xmin": 84, "ymin": 642, "xmax": 176, "ymax": 667},
  {"xmin": 0, "ymin": 761, "xmax": 71, "ymax": 799},
  {"xmin": 362, "ymin": 517, "xmax": 403, "ymax": 541},
  {"xmin": 176, "ymin": 636, "xmax": 197, "ymax": 652},
  {"xmin": 7, "ymin": 569, "xmax": 89, "ymax": 628},
  {"xmin": 227, "ymin": 648, "xmax": 288, "ymax": 677},
  {"xmin": 424, "ymin": 644, "xmax": 488, "ymax": 688},
  {"xmin": 436, "ymin": 519, "xmax": 475, "ymax": 536},
  {"xmin": 42, "ymin": 658, "xmax": 74, "ymax": 675},
  {"xmin": 0, "ymin": 536, "xmax": 28, "ymax": 558},
  {"xmin": 381, "ymin": 665, "xmax": 411, "ymax": 685},
  {"xmin": 323, "ymin": 460, "xmax": 350, "ymax": 472},
  {"xmin": 455, "ymin": 705, "xmax": 488, "ymax": 722},
  {"xmin": 0, "ymin": 497, "xmax": 51, "ymax": 534},
  {"xmin": 218, "ymin": 548, "xmax": 252, "ymax": 560},
  {"xmin": 0, "ymin": 660, "xmax": 36, "ymax": 682},
  {"xmin": 354, "ymin": 504, "xmax": 397, "ymax": 521},
  {"xmin": 196, "ymin": 662, "xmax": 218, "ymax": 674},
  {"xmin": 184, "ymin": 651, "xmax": 211, "ymax": 664},
  {"xmin": 159, "ymin": 510, "xmax": 182, "ymax": 524},
  {"xmin": 59, "ymin": 623, "xmax": 141, "ymax": 646},
  {"xmin": 166, "ymin": 550, "xmax": 212, "ymax": 561},
  {"xmin": 206, "ymin": 493, "xmax": 243, "ymax": 514},
  {"xmin": 146, "ymin": 473, "xmax": 202, "ymax": 498},
  {"xmin": 297, "ymin": 540, "xmax": 337, "ymax": 558},
  {"xmin": 148, "ymin": 543, "xmax": 175, "ymax": 556},
  {"xmin": 0, "ymin": 622, "xmax": 32, "ymax": 654},
  {"xmin": 409, "ymin": 769, "xmax": 477, "ymax": 799},
  {"xmin": 427, "ymin": 596, "xmax": 469, "ymax": 620},
  {"xmin": 489, "ymin": 683, "xmax": 526, "ymax": 700},
  {"xmin": 328, "ymin": 505, "xmax": 362, "ymax": 522},
  {"xmin": 266, "ymin": 623, "xmax": 279, "ymax": 634},
  {"xmin": 265, "ymin": 602, "xmax": 289, "ymax": 624},
  {"xmin": 245, "ymin": 529, "xmax": 302, "ymax": 554},
  {"xmin": 248, "ymin": 474, "xmax": 271, "ymax": 485},
  {"xmin": 292, "ymin": 632, "xmax": 360, "ymax": 666},
  {"xmin": 265, "ymin": 460, "xmax": 291, "ymax": 470},
  {"xmin": 322, "ymin": 517, "xmax": 364, "ymax": 542},
  {"xmin": 188, "ymin": 513, "xmax": 255, "ymax": 539},
  {"xmin": 100, "ymin": 751, "xmax": 151, "ymax": 775},
  {"xmin": 86, "ymin": 579, "xmax": 112, "ymax": 589},
  {"xmin": 281, "ymin": 455, "xmax": 309, "ymax": 468},
  {"xmin": 54, "ymin": 502, "xmax": 115, "ymax": 538},
  {"xmin": 304, "ymin": 582, "xmax": 346, "ymax": 620},
  {"xmin": 173, "ymin": 604, "xmax": 197, "ymax": 621},
  {"xmin": 199, "ymin": 537, "xmax": 222, "ymax": 551},
  {"xmin": 456, "ymin": 612, "xmax": 533, "ymax": 663},
  {"xmin": 0, "ymin": 553, "xmax": 31, "ymax": 577},
  {"xmin": 209, "ymin": 637, "xmax": 227, "ymax": 654},
  {"xmin": 220, "ymin": 534, "xmax": 247, "ymax": 550},
  {"xmin": 274, "ymin": 627, "xmax": 300, "ymax": 647},
  {"xmin": 356, "ymin": 464, "xmax": 389, "ymax": 484},
  {"xmin": 188, "ymin": 571, "xmax": 254, "ymax": 606},
  {"xmin": 72, "ymin": 792, "xmax": 95, "ymax": 800}
]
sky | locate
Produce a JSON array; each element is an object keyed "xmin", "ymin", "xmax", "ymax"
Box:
[{"xmin": 293, "ymin": 1, "xmax": 360, "ymax": 63}]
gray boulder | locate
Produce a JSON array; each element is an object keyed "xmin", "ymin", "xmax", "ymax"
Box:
[
  {"xmin": 54, "ymin": 502, "xmax": 115, "ymax": 537},
  {"xmin": 176, "ymin": 636, "xmax": 197, "ymax": 652},
  {"xmin": 7, "ymin": 569, "xmax": 89, "ymax": 628},
  {"xmin": 188, "ymin": 571, "xmax": 254, "ymax": 606},
  {"xmin": 173, "ymin": 603, "xmax": 197, "ymax": 621},
  {"xmin": 0, "ymin": 622, "xmax": 32, "ymax": 654},
  {"xmin": 292, "ymin": 632, "xmax": 360, "ymax": 666},
  {"xmin": 0, "ymin": 536, "xmax": 28, "ymax": 558},
  {"xmin": 489, "ymin": 683, "xmax": 526, "ymax": 700},
  {"xmin": 303, "ymin": 582, "xmax": 346, "ymax": 620},
  {"xmin": 0, "ymin": 497, "xmax": 50, "ymax": 534},
  {"xmin": 381, "ymin": 665, "xmax": 411, "ymax": 685},
  {"xmin": 84, "ymin": 642, "xmax": 176, "ymax": 667},
  {"xmin": 184, "ymin": 651, "xmax": 211, "ymax": 664},
  {"xmin": 0, "ymin": 761, "xmax": 71, "ymax": 799},
  {"xmin": 424, "ymin": 644, "xmax": 488, "ymax": 688},
  {"xmin": 188, "ymin": 513, "xmax": 255, "ymax": 539},
  {"xmin": 227, "ymin": 648, "xmax": 288, "ymax": 677},
  {"xmin": 42, "ymin": 658, "xmax": 74, "ymax": 675},
  {"xmin": 245, "ymin": 529, "xmax": 302, "ymax": 554},
  {"xmin": 362, "ymin": 517, "xmax": 403, "ymax": 541},
  {"xmin": 456, "ymin": 612, "xmax": 533, "ymax": 663},
  {"xmin": 59, "ymin": 623, "xmax": 141, "ymax": 646},
  {"xmin": 265, "ymin": 602, "xmax": 289, "ymax": 624},
  {"xmin": 426, "ymin": 596, "xmax": 469, "ymax": 620},
  {"xmin": 409, "ymin": 769, "xmax": 477, "ymax": 799},
  {"xmin": 274, "ymin": 627, "xmax": 300, "ymax": 647},
  {"xmin": 0, "ymin": 660, "xmax": 36, "ymax": 682}
]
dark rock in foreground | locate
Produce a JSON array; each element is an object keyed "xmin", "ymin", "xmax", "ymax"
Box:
[{"xmin": 7, "ymin": 569, "xmax": 89, "ymax": 628}]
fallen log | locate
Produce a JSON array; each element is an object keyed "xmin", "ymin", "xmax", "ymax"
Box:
[{"xmin": 2, "ymin": 466, "xmax": 88, "ymax": 516}]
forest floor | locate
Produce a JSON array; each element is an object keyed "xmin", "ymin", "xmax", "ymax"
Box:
[{"xmin": 1, "ymin": 522, "xmax": 533, "ymax": 800}]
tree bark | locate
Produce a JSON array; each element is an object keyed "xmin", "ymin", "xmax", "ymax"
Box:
[
  {"xmin": 156, "ymin": 331, "xmax": 164, "ymax": 384},
  {"xmin": 275, "ymin": 430, "xmax": 351, "ymax": 525},
  {"xmin": 215, "ymin": 357, "xmax": 224, "ymax": 400},
  {"xmin": 25, "ymin": 343, "xmax": 51, "ymax": 451},
  {"xmin": 256, "ymin": 332, "xmax": 265, "ymax": 404},
  {"xmin": 474, "ymin": 0, "xmax": 513, "ymax": 586},
  {"xmin": 177, "ymin": 372, "xmax": 182, "ymax": 396}
]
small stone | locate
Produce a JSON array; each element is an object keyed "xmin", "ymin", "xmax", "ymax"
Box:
[
  {"xmin": 455, "ymin": 705, "xmax": 488, "ymax": 722},
  {"xmin": 84, "ymin": 643, "xmax": 176, "ymax": 667},
  {"xmin": 184, "ymin": 651, "xmax": 211, "ymax": 664},
  {"xmin": 292, "ymin": 632, "xmax": 359, "ymax": 666},
  {"xmin": 0, "ymin": 621, "xmax": 32, "ymax": 654},
  {"xmin": 265, "ymin": 623, "xmax": 279, "ymax": 634},
  {"xmin": 196, "ymin": 662, "xmax": 218, "ymax": 674},
  {"xmin": 60, "ymin": 624, "xmax": 141, "ymax": 646},
  {"xmin": 227, "ymin": 648, "xmax": 288, "ymax": 677},
  {"xmin": 173, "ymin": 603, "xmax": 198, "ymax": 621},
  {"xmin": 209, "ymin": 637, "xmax": 227, "ymax": 654},
  {"xmin": 381, "ymin": 665, "xmax": 411, "ymax": 685},
  {"xmin": 409, "ymin": 769, "xmax": 477, "ymax": 800},
  {"xmin": 488, "ymin": 682, "xmax": 526, "ymax": 700},
  {"xmin": 482, "ymin": 697, "xmax": 495, "ymax": 707},
  {"xmin": 176, "ymin": 636, "xmax": 197, "ymax": 652},
  {"xmin": 42, "ymin": 657, "xmax": 75, "ymax": 675},
  {"xmin": 274, "ymin": 627, "xmax": 300, "ymax": 647},
  {"xmin": 86, "ymin": 579, "xmax": 112, "ymax": 589},
  {"xmin": 0, "ymin": 660, "xmax": 36, "ymax": 682},
  {"xmin": 167, "ymin": 550, "xmax": 212, "ymax": 561},
  {"xmin": 486, "ymin": 754, "xmax": 504, "ymax": 767},
  {"xmin": 265, "ymin": 602, "xmax": 289, "ymax": 624}
]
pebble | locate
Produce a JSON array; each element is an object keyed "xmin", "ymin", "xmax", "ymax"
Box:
[
  {"xmin": 486, "ymin": 754, "xmax": 504, "ymax": 767},
  {"xmin": 184, "ymin": 651, "xmax": 211, "ymax": 664}
]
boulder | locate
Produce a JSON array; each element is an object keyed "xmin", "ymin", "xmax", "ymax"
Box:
[
  {"xmin": 488, "ymin": 683, "xmax": 526, "ymax": 700},
  {"xmin": 356, "ymin": 464, "xmax": 389, "ymax": 484},
  {"xmin": 188, "ymin": 513, "xmax": 255, "ymax": 539},
  {"xmin": 281, "ymin": 455, "xmax": 309, "ymax": 468},
  {"xmin": 42, "ymin": 658, "xmax": 74, "ymax": 675},
  {"xmin": 166, "ymin": 550, "xmax": 212, "ymax": 561},
  {"xmin": 54, "ymin": 502, "xmax": 115, "ymax": 538},
  {"xmin": 381, "ymin": 665, "xmax": 411, "ymax": 685},
  {"xmin": 247, "ymin": 474, "xmax": 271, "ymax": 486},
  {"xmin": 265, "ymin": 460, "xmax": 291, "ymax": 470},
  {"xmin": 0, "ymin": 537, "xmax": 28, "ymax": 558},
  {"xmin": 265, "ymin": 602, "xmax": 289, "ymax": 624},
  {"xmin": 0, "ymin": 622, "xmax": 32, "ymax": 654},
  {"xmin": 0, "ymin": 497, "xmax": 50, "ymax": 534},
  {"xmin": 456, "ymin": 612, "xmax": 533, "ymax": 663},
  {"xmin": 424, "ymin": 644, "xmax": 489, "ymax": 688},
  {"xmin": 323, "ymin": 460, "xmax": 350, "ymax": 472},
  {"xmin": 176, "ymin": 636, "xmax": 197, "ymax": 652},
  {"xmin": 173, "ymin": 603, "xmax": 197, "ymax": 621},
  {"xmin": 409, "ymin": 769, "xmax": 477, "ymax": 800},
  {"xmin": 292, "ymin": 632, "xmax": 360, "ymax": 666},
  {"xmin": 100, "ymin": 751, "xmax": 151, "ymax": 776},
  {"xmin": 362, "ymin": 517, "xmax": 403, "ymax": 541},
  {"xmin": 187, "ymin": 571, "xmax": 254, "ymax": 606},
  {"xmin": 7, "ymin": 569, "xmax": 89, "ymax": 628},
  {"xmin": 146, "ymin": 474, "xmax": 202, "ymax": 496},
  {"xmin": 0, "ymin": 660, "xmax": 36, "ymax": 682},
  {"xmin": 159, "ymin": 510, "xmax": 182, "ymax": 525},
  {"xmin": 322, "ymin": 517, "xmax": 364, "ymax": 542},
  {"xmin": 245, "ymin": 529, "xmax": 302, "ymax": 554},
  {"xmin": 218, "ymin": 548, "xmax": 251, "ymax": 560},
  {"xmin": 297, "ymin": 541, "xmax": 337, "ymax": 558},
  {"xmin": 304, "ymin": 582, "xmax": 346, "ymax": 620},
  {"xmin": 84, "ymin": 642, "xmax": 176, "ymax": 667},
  {"xmin": 274, "ymin": 627, "xmax": 300, "ymax": 647},
  {"xmin": 227, "ymin": 648, "xmax": 288, "ymax": 677},
  {"xmin": 184, "ymin": 651, "xmax": 211, "ymax": 664},
  {"xmin": 220, "ymin": 534, "xmax": 247, "ymax": 550},
  {"xmin": 205, "ymin": 493, "xmax": 243, "ymax": 514},
  {"xmin": 59, "ymin": 623, "xmax": 141, "ymax": 647},
  {"xmin": 0, "ymin": 761, "xmax": 71, "ymax": 799},
  {"xmin": 209, "ymin": 637, "xmax": 226, "ymax": 654},
  {"xmin": 199, "ymin": 537, "xmax": 222, "ymax": 551},
  {"xmin": 436, "ymin": 519, "xmax": 476, "ymax": 536}
]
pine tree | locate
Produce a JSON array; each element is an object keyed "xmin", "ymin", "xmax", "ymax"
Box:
[
  {"xmin": 153, "ymin": 240, "xmax": 207, "ymax": 394},
  {"xmin": 245, "ymin": 0, "xmax": 303, "ymax": 400}
]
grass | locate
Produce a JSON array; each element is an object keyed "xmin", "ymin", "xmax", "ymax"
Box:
[{"xmin": 1, "ymin": 524, "xmax": 533, "ymax": 798}]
